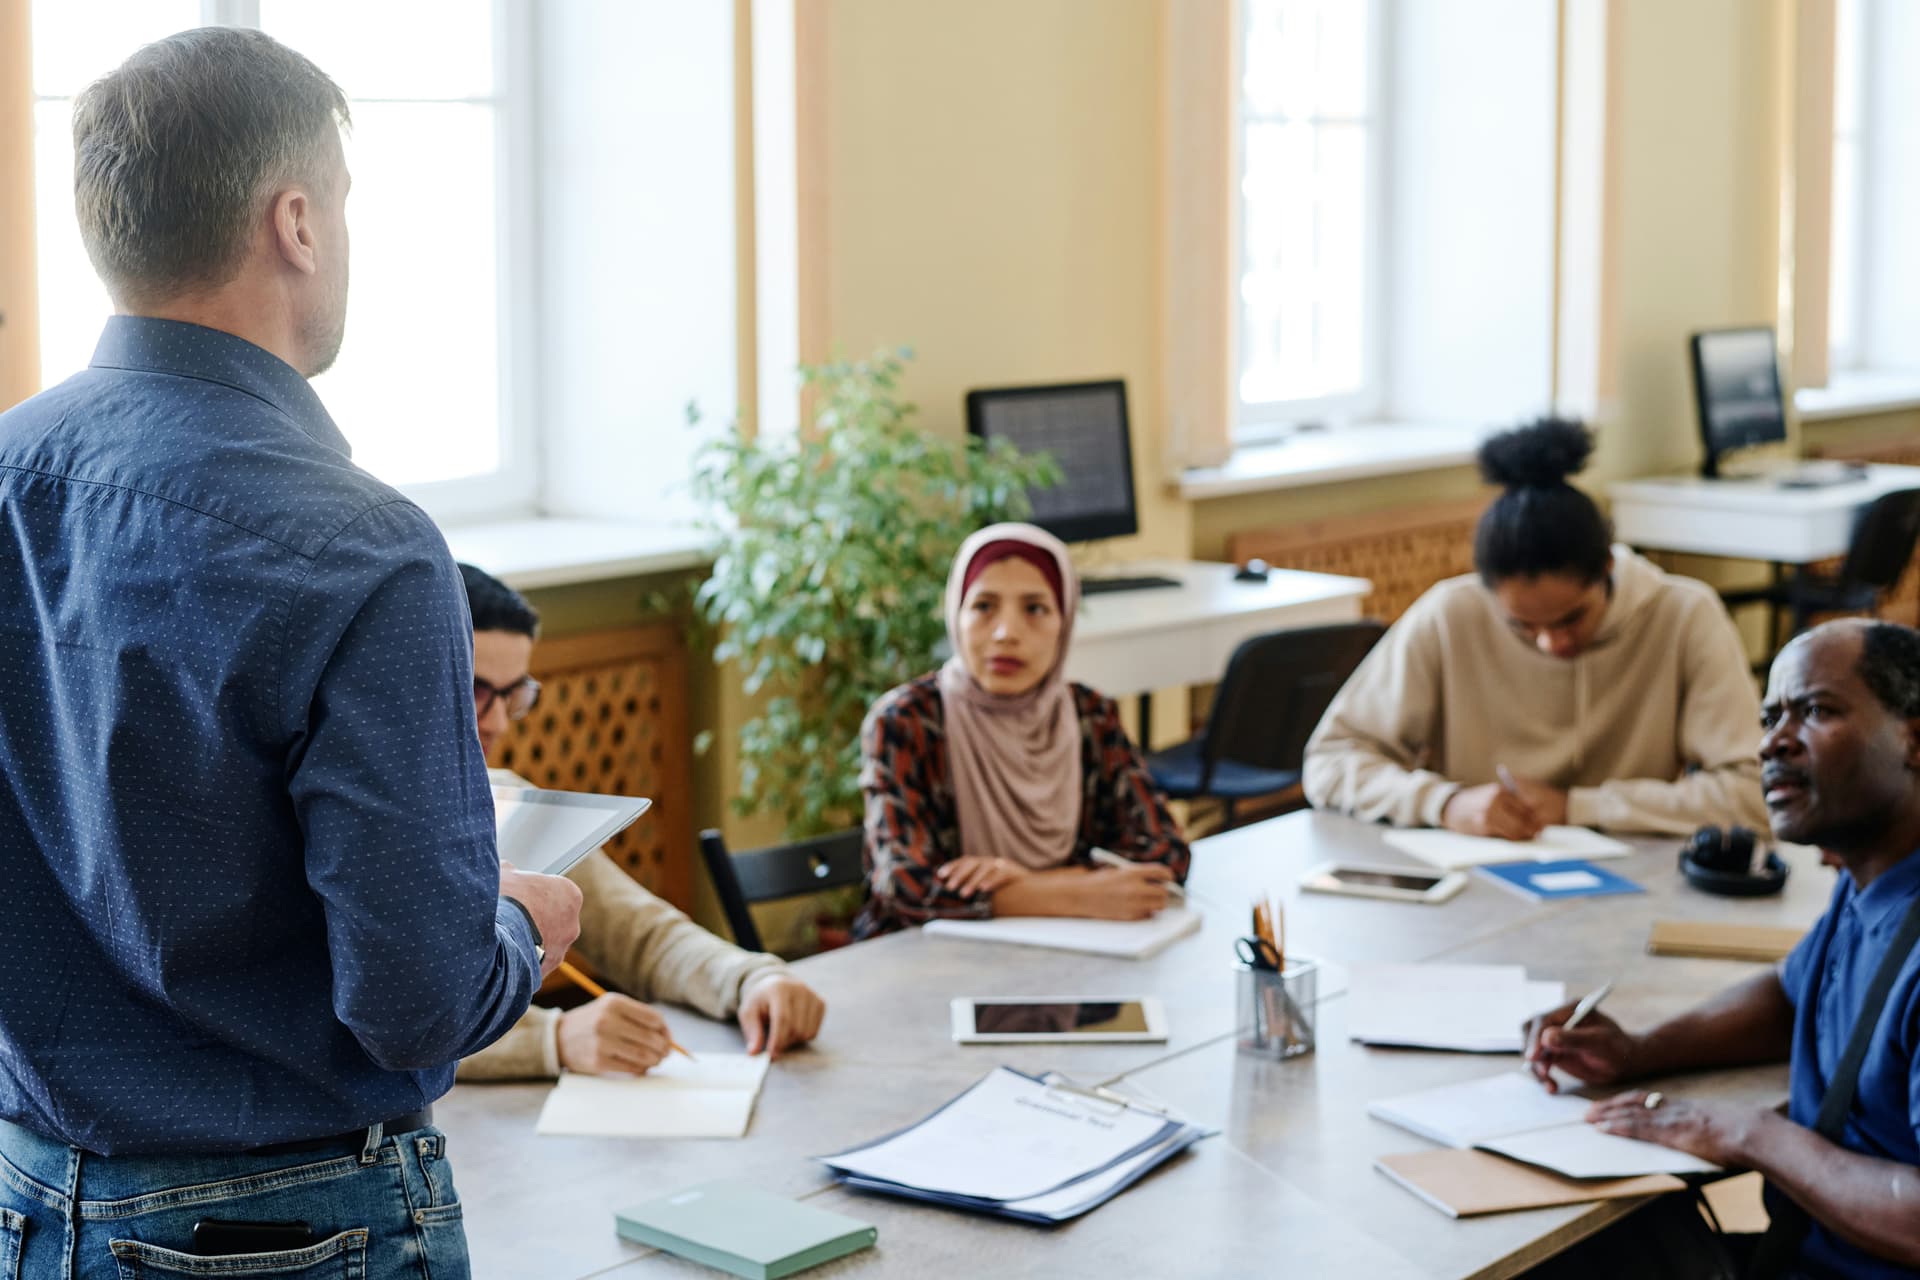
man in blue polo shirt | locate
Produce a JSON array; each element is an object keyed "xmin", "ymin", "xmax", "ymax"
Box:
[
  {"xmin": 1526, "ymin": 618, "xmax": 1920, "ymax": 1276},
  {"xmin": 0, "ymin": 27, "xmax": 579, "ymax": 1278}
]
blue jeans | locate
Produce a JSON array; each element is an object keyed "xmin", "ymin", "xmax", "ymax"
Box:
[{"xmin": 0, "ymin": 1118, "xmax": 469, "ymax": 1279}]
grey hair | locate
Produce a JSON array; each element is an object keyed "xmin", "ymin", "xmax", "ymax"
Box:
[
  {"xmin": 1857, "ymin": 621, "xmax": 1920, "ymax": 719},
  {"xmin": 72, "ymin": 27, "xmax": 350, "ymax": 306}
]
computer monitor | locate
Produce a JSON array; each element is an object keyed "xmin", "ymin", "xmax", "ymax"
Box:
[
  {"xmin": 1690, "ymin": 327, "xmax": 1787, "ymax": 477},
  {"xmin": 964, "ymin": 379, "xmax": 1138, "ymax": 544}
]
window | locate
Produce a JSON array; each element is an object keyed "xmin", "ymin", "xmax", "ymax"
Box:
[
  {"xmin": 29, "ymin": 0, "xmax": 532, "ymax": 516},
  {"xmin": 1237, "ymin": 0, "xmax": 1383, "ymax": 436},
  {"xmin": 1828, "ymin": 0, "xmax": 1864, "ymax": 371},
  {"xmin": 1233, "ymin": 1, "xmax": 1558, "ymax": 444}
]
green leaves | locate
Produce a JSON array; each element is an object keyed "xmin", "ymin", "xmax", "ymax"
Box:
[{"xmin": 687, "ymin": 349, "xmax": 1058, "ymax": 837}]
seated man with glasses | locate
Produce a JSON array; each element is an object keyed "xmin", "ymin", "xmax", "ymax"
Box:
[{"xmin": 456, "ymin": 564, "xmax": 826, "ymax": 1079}]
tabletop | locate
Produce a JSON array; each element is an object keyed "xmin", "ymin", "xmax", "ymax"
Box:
[{"xmin": 440, "ymin": 810, "xmax": 1834, "ymax": 1279}]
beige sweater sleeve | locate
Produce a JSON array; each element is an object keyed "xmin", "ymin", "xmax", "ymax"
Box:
[
  {"xmin": 1301, "ymin": 598, "xmax": 1462, "ymax": 828},
  {"xmin": 1566, "ymin": 594, "xmax": 1769, "ymax": 835},
  {"xmin": 457, "ymin": 847, "xmax": 785, "ymax": 1081}
]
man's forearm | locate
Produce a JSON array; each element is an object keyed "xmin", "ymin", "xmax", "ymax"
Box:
[
  {"xmin": 1737, "ymin": 1111, "xmax": 1920, "ymax": 1268},
  {"xmin": 1633, "ymin": 970, "xmax": 1795, "ymax": 1078}
]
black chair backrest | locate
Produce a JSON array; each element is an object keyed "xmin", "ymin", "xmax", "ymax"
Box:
[
  {"xmin": 698, "ymin": 827, "xmax": 866, "ymax": 954},
  {"xmin": 1196, "ymin": 621, "xmax": 1387, "ymax": 785},
  {"xmin": 1839, "ymin": 488, "xmax": 1920, "ymax": 593}
]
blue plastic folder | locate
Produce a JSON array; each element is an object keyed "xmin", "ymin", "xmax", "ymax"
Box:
[
  {"xmin": 817, "ymin": 1067, "xmax": 1213, "ymax": 1224},
  {"xmin": 1475, "ymin": 859, "xmax": 1646, "ymax": 902}
]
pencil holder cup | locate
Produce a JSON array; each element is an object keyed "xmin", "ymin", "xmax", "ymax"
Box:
[{"xmin": 1236, "ymin": 959, "xmax": 1317, "ymax": 1060}]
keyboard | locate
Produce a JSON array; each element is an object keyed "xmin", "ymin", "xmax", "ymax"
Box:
[{"xmin": 1080, "ymin": 575, "xmax": 1182, "ymax": 596}]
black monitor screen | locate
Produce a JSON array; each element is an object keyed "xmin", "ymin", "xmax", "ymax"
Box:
[
  {"xmin": 965, "ymin": 380, "xmax": 1138, "ymax": 544},
  {"xmin": 1691, "ymin": 328, "xmax": 1786, "ymax": 465}
]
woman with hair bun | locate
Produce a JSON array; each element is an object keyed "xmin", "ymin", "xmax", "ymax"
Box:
[{"xmin": 1303, "ymin": 417, "xmax": 1767, "ymax": 839}]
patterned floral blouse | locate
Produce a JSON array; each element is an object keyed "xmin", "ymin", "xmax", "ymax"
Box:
[{"xmin": 854, "ymin": 673, "xmax": 1191, "ymax": 937}]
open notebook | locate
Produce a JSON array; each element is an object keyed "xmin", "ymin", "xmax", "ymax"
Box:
[
  {"xmin": 1368, "ymin": 1071, "xmax": 1717, "ymax": 1179},
  {"xmin": 922, "ymin": 906, "xmax": 1201, "ymax": 959},
  {"xmin": 1383, "ymin": 826, "xmax": 1631, "ymax": 871},
  {"xmin": 536, "ymin": 1053, "xmax": 771, "ymax": 1139}
]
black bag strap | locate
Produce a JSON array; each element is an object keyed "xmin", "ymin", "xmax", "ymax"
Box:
[{"xmin": 1747, "ymin": 890, "xmax": 1920, "ymax": 1280}]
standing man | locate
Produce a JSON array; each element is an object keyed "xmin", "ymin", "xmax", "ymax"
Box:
[
  {"xmin": 0, "ymin": 27, "xmax": 579, "ymax": 1278},
  {"xmin": 1525, "ymin": 619, "xmax": 1920, "ymax": 1277}
]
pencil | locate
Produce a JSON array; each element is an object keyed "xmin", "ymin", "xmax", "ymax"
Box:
[{"xmin": 557, "ymin": 960, "xmax": 696, "ymax": 1061}]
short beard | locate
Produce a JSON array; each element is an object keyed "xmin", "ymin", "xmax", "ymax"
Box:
[{"xmin": 301, "ymin": 269, "xmax": 348, "ymax": 378}]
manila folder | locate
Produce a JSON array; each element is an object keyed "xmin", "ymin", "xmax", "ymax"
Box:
[{"xmin": 1375, "ymin": 1149, "xmax": 1685, "ymax": 1218}]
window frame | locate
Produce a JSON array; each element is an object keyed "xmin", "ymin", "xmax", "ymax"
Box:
[
  {"xmin": 1828, "ymin": 0, "xmax": 1872, "ymax": 376},
  {"xmin": 1232, "ymin": 0, "xmax": 1391, "ymax": 444}
]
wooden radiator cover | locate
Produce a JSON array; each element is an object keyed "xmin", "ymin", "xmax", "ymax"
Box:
[
  {"xmin": 491, "ymin": 624, "xmax": 695, "ymax": 910},
  {"xmin": 1227, "ymin": 497, "xmax": 1488, "ymax": 624}
]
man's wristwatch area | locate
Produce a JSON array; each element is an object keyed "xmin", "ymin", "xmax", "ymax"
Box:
[{"xmin": 503, "ymin": 896, "xmax": 545, "ymax": 965}]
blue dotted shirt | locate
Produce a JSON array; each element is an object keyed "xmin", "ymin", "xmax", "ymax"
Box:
[
  {"xmin": 0, "ymin": 317, "xmax": 539, "ymax": 1155},
  {"xmin": 1774, "ymin": 852, "xmax": 1920, "ymax": 1279}
]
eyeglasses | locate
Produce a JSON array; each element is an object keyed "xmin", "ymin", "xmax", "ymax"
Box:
[{"xmin": 474, "ymin": 674, "xmax": 541, "ymax": 721}]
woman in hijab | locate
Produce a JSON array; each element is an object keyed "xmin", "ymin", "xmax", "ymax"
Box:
[{"xmin": 854, "ymin": 523, "xmax": 1190, "ymax": 937}]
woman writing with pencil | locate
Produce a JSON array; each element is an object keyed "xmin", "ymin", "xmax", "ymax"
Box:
[
  {"xmin": 1302, "ymin": 418, "xmax": 1769, "ymax": 839},
  {"xmin": 855, "ymin": 524, "xmax": 1191, "ymax": 937}
]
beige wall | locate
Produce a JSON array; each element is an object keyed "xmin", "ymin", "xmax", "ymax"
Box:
[{"xmin": 0, "ymin": 0, "xmax": 39, "ymax": 411}]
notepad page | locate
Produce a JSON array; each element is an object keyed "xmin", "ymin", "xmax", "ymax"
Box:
[
  {"xmin": 1383, "ymin": 826, "xmax": 1632, "ymax": 870},
  {"xmin": 921, "ymin": 906, "xmax": 1202, "ymax": 959},
  {"xmin": 822, "ymin": 1067, "xmax": 1175, "ymax": 1202},
  {"xmin": 1348, "ymin": 966, "xmax": 1566, "ymax": 1052},
  {"xmin": 535, "ymin": 1054, "xmax": 771, "ymax": 1139},
  {"xmin": 1367, "ymin": 1071, "xmax": 1591, "ymax": 1148},
  {"xmin": 1479, "ymin": 1123, "xmax": 1719, "ymax": 1178}
]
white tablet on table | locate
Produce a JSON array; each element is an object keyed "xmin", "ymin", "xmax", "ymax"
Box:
[
  {"xmin": 492, "ymin": 785, "xmax": 652, "ymax": 876},
  {"xmin": 949, "ymin": 996, "xmax": 1169, "ymax": 1044}
]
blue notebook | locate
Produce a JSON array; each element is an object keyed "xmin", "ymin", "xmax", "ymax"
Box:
[{"xmin": 1476, "ymin": 859, "xmax": 1645, "ymax": 902}]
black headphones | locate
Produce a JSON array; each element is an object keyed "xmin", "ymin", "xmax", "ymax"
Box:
[{"xmin": 1680, "ymin": 825, "xmax": 1791, "ymax": 897}]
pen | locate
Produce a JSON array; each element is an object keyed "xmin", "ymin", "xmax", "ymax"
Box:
[
  {"xmin": 1495, "ymin": 764, "xmax": 1522, "ymax": 796},
  {"xmin": 1562, "ymin": 979, "xmax": 1614, "ymax": 1032},
  {"xmin": 557, "ymin": 960, "xmax": 697, "ymax": 1061},
  {"xmin": 1089, "ymin": 847, "xmax": 1185, "ymax": 900}
]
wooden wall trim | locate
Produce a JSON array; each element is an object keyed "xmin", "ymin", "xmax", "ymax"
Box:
[
  {"xmin": 1227, "ymin": 498, "xmax": 1487, "ymax": 624},
  {"xmin": 0, "ymin": 0, "xmax": 40, "ymax": 412}
]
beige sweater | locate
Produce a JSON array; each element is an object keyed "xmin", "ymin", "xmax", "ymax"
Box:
[
  {"xmin": 459, "ymin": 773, "xmax": 785, "ymax": 1080},
  {"xmin": 1302, "ymin": 547, "xmax": 1768, "ymax": 835}
]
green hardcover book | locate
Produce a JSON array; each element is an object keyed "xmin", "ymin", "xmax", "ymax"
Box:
[{"xmin": 615, "ymin": 1180, "xmax": 878, "ymax": 1280}]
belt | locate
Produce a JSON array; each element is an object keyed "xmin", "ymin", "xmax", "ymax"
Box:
[{"xmin": 244, "ymin": 1108, "xmax": 433, "ymax": 1157}]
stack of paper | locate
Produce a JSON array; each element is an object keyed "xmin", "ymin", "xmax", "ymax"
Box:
[
  {"xmin": 1368, "ymin": 1071, "xmax": 1717, "ymax": 1179},
  {"xmin": 819, "ymin": 1067, "xmax": 1213, "ymax": 1223},
  {"xmin": 921, "ymin": 906, "xmax": 1202, "ymax": 959},
  {"xmin": 535, "ymin": 1053, "xmax": 771, "ymax": 1139},
  {"xmin": 1382, "ymin": 826, "xmax": 1631, "ymax": 871},
  {"xmin": 1347, "ymin": 964, "xmax": 1565, "ymax": 1053}
]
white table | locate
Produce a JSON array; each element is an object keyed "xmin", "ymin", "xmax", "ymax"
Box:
[
  {"xmin": 1609, "ymin": 464, "xmax": 1920, "ymax": 563},
  {"xmin": 441, "ymin": 810, "xmax": 1833, "ymax": 1279},
  {"xmin": 1067, "ymin": 559, "xmax": 1370, "ymax": 740}
]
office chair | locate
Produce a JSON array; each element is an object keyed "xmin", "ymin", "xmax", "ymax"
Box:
[
  {"xmin": 1146, "ymin": 621, "xmax": 1385, "ymax": 829},
  {"xmin": 1724, "ymin": 487, "xmax": 1920, "ymax": 656},
  {"xmin": 699, "ymin": 827, "xmax": 867, "ymax": 954}
]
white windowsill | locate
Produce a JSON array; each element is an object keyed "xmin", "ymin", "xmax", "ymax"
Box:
[
  {"xmin": 1178, "ymin": 421, "xmax": 1491, "ymax": 501},
  {"xmin": 1796, "ymin": 370, "xmax": 1920, "ymax": 423},
  {"xmin": 441, "ymin": 517, "xmax": 714, "ymax": 591}
]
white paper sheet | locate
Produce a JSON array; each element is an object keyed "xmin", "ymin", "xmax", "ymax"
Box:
[
  {"xmin": 822, "ymin": 1068, "xmax": 1174, "ymax": 1202},
  {"xmin": 1348, "ymin": 964, "xmax": 1566, "ymax": 1053},
  {"xmin": 1382, "ymin": 826, "xmax": 1632, "ymax": 871},
  {"xmin": 535, "ymin": 1053, "xmax": 771, "ymax": 1139},
  {"xmin": 922, "ymin": 907, "xmax": 1202, "ymax": 959},
  {"xmin": 1367, "ymin": 1071, "xmax": 1591, "ymax": 1148},
  {"xmin": 1481, "ymin": 1123, "xmax": 1719, "ymax": 1178}
]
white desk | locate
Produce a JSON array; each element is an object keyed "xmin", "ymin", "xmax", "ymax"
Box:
[
  {"xmin": 1609, "ymin": 464, "xmax": 1920, "ymax": 563},
  {"xmin": 441, "ymin": 810, "xmax": 1832, "ymax": 1279},
  {"xmin": 1068, "ymin": 559, "xmax": 1370, "ymax": 739}
]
